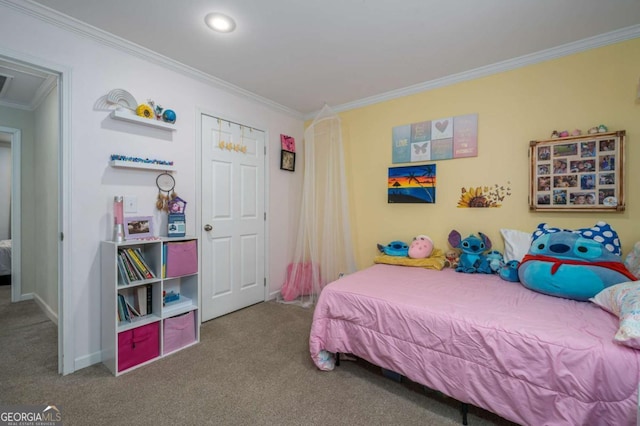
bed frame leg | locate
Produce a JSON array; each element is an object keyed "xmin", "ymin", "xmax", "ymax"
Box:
[
  {"xmin": 460, "ymin": 402, "xmax": 469, "ymax": 425},
  {"xmin": 335, "ymin": 352, "xmax": 340, "ymax": 367}
]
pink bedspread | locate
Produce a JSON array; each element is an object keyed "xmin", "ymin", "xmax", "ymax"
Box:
[{"xmin": 309, "ymin": 264, "xmax": 640, "ymax": 425}]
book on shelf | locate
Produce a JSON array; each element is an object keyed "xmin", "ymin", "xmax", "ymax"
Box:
[
  {"xmin": 117, "ymin": 248, "xmax": 155, "ymax": 283},
  {"xmin": 117, "ymin": 293, "xmax": 130, "ymax": 322},
  {"xmin": 119, "ymin": 251, "xmax": 142, "ymax": 282},
  {"xmin": 134, "ymin": 286, "xmax": 147, "ymax": 316},
  {"xmin": 146, "ymin": 284, "xmax": 153, "ymax": 315},
  {"xmin": 125, "ymin": 299, "xmax": 141, "ymax": 318},
  {"xmin": 132, "ymin": 248, "xmax": 156, "ymax": 278}
]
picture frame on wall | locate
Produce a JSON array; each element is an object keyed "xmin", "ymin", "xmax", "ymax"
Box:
[
  {"xmin": 280, "ymin": 150, "xmax": 295, "ymax": 172},
  {"xmin": 124, "ymin": 216, "xmax": 154, "ymax": 240},
  {"xmin": 529, "ymin": 131, "xmax": 625, "ymax": 212}
]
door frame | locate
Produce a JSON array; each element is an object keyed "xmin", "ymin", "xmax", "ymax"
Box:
[
  {"xmin": 196, "ymin": 108, "xmax": 270, "ymax": 318},
  {"xmin": 0, "ymin": 47, "xmax": 73, "ymax": 375},
  {"xmin": 0, "ymin": 126, "xmax": 22, "ymax": 303}
]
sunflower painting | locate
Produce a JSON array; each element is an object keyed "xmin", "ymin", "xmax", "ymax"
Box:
[
  {"xmin": 457, "ymin": 183, "xmax": 511, "ymax": 208},
  {"xmin": 388, "ymin": 164, "xmax": 436, "ymax": 203}
]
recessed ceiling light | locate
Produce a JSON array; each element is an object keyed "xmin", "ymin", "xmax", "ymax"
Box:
[{"xmin": 205, "ymin": 13, "xmax": 236, "ymax": 33}]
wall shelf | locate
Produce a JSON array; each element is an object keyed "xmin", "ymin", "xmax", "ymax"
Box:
[
  {"xmin": 109, "ymin": 160, "xmax": 175, "ymax": 172},
  {"xmin": 109, "ymin": 109, "xmax": 176, "ymax": 131}
]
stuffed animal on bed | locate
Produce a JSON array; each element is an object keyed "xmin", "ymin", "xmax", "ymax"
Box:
[
  {"xmin": 448, "ymin": 230, "xmax": 493, "ymax": 274},
  {"xmin": 485, "ymin": 250, "xmax": 504, "ymax": 273},
  {"xmin": 499, "ymin": 260, "xmax": 520, "ymax": 282},
  {"xmin": 518, "ymin": 222, "xmax": 637, "ymax": 301},
  {"xmin": 377, "ymin": 241, "xmax": 409, "ymax": 257},
  {"xmin": 408, "ymin": 235, "xmax": 434, "ymax": 259}
]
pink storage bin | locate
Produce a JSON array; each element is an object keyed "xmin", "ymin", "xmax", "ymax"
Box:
[
  {"xmin": 166, "ymin": 240, "xmax": 198, "ymax": 278},
  {"xmin": 118, "ymin": 322, "xmax": 160, "ymax": 372},
  {"xmin": 163, "ymin": 311, "xmax": 196, "ymax": 354}
]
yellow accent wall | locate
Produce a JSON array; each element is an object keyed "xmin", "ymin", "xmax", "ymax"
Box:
[{"xmin": 335, "ymin": 38, "xmax": 640, "ymax": 269}]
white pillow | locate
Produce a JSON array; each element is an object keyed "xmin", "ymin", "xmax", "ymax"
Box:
[
  {"xmin": 500, "ymin": 228, "xmax": 532, "ymax": 262},
  {"xmin": 590, "ymin": 281, "xmax": 640, "ymax": 349}
]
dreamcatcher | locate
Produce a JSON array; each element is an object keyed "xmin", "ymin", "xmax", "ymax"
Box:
[{"xmin": 156, "ymin": 172, "xmax": 177, "ymax": 212}]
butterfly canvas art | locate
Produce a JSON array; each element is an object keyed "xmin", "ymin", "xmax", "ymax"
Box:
[
  {"xmin": 411, "ymin": 141, "xmax": 431, "ymax": 162},
  {"xmin": 392, "ymin": 113, "xmax": 478, "ymax": 164}
]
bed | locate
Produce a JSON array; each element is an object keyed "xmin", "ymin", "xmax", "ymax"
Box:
[
  {"xmin": 309, "ymin": 264, "xmax": 640, "ymax": 425},
  {"xmin": 0, "ymin": 239, "xmax": 11, "ymax": 276}
]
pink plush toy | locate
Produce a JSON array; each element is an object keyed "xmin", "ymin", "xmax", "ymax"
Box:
[{"xmin": 408, "ymin": 235, "xmax": 434, "ymax": 259}]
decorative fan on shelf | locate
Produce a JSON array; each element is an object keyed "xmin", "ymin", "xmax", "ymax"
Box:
[
  {"xmin": 156, "ymin": 172, "xmax": 177, "ymax": 212},
  {"xmin": 106, "ymin": 89, "xmax": 138, "ymax": 111}
]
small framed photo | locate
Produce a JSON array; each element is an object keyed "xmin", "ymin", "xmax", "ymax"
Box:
[
  {"xmin": 280, "ymin": 150, "xmax": 295, "ymax": 172},
  {"xmin": 124, "ymin": 216, "xmax": 154, "ymax": 240}
]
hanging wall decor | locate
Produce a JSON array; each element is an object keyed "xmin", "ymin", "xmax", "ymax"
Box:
[
  {"xmin": 281, "ymin": 134, "xmax": 296, "ymax": 152},
  {"xmin": 280, "ymin": 150, "xmax": 295, "ymax": 172},
  {"xmin": 156, "ymin": 172, "xmax": 177, "ymax": 212},
  {"xmin": 529, "ymin": 130, "xmax": 625, "ymax": 211},
  {"xmin": 388, "ymin": 164, "xmax": 436, "ymax": 203},
  {"xmin": 457, "ymin": 182, "xmax": 511, "ymax": 208},
  {"xmin": 392, "ymin": 113, "xmax": 478, "ymax": 164}
]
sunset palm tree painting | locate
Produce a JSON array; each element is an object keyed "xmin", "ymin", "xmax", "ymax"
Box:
[{"xmin": 388, "ymin": 164, "xmax": 436, "ymax": 203}]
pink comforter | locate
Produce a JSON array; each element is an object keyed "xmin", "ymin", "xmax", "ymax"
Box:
[{"xmin": 309, "ymin": 264, "xmax": 640, "ymax": 425}]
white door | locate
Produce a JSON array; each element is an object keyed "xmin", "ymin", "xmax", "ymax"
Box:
[{"xmin": 201, "ymin": 114, "xmax": 266, "ymax": 321}]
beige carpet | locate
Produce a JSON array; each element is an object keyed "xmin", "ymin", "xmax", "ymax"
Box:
[{"xmin": 0, "ymin": 286, "xmax": 515, "ymax": 425}]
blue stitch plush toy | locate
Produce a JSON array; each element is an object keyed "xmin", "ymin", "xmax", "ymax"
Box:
[
  {"xmin": 518, "ymin": 222, "xmax": 636, "ymax": 301},
  {"xmin": 377, "ymin": 241, "xmax": 409, "ymax": 257},
  {"xmin": 448, "ymin": 230, "xmax": 492, "ymax": 274}
]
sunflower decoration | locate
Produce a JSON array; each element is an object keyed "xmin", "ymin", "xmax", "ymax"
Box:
[{"xmin": 457, "ymin": 182, "xmax": 511, "ymax": 208}]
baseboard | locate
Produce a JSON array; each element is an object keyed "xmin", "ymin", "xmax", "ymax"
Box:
[
  {"xmin": 32, "ymin": 292, "xmax": 58, "ymax": 326},
  {"xmin": 74, "ymin": 350, "xmax": 102, "ymax": 372},
  {"xmin": 267, "ymin": 290, "xmax": 280, "ymax": 301}
]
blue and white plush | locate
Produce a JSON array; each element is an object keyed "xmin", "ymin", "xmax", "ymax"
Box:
[{"xmin": 518, "ymin": 222, "xmax": 636, "ymax": 301}]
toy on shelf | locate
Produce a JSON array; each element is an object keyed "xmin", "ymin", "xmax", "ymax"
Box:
[
  {"xmin": 168, "ymin": 196, "xmax": 187, "ymax": 238},
  {"xmin": 110, "ymin": 154, "xmax": 174, "ymax": 166}
]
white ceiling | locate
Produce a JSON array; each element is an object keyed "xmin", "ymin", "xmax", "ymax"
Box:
[
  {"xmin": 11, "ymin": 1, "xmax": 640, "ymax": 116},
  {"xmin": 0, "ymin": 59, "xmax": 57, "ymax": 111}
]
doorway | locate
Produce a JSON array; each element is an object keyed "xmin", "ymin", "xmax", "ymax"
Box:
[
  {"xmin": 200, "ymin": 113, "xmax": 267, "ymax": 321},
  {"xmin": 0, "ymin": 51, "xmax": 70, "ymax": 374}
]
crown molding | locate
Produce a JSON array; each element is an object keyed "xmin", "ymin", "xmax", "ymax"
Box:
[
  {"xmin": 306, "ymin": 24, "xmax": 640, "ymax": 120},
  {"xmin": 1, "ymin": 0, "xmax": 304, "ymax": 119}
]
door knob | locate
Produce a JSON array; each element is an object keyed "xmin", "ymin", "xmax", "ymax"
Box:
[{"xmin": 204, "ymin": 224, "xmax": 213, "ymax": 231}]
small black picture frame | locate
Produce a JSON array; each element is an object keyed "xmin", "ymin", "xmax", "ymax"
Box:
[{"xmin": 280, "ymin": 150, "xmax": 295, "ymax": 172}]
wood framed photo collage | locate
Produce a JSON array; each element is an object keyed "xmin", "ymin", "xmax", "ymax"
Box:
[{"xmin": 529, "ymin": 131, "xmax": 625, "ymax": 212}]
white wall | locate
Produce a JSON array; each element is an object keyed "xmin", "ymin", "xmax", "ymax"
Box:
[
  {"xmin": 0, "ymin": 4, "xmax": 304, "ymax": 372},
  {"xmin": 0, "ymin": 141, "xmax": 10, "ymax": 240},
  {"xmin": 0, "ymin": 105, "xmax": 36, "ymax": 295},
  {"xmin": 33, "ymin": 84, "xmax": 59, "ymax": 315}
]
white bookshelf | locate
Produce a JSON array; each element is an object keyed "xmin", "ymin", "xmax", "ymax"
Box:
[{"xmin": 101, "ymin": 237, "xmax": 199, "ymax": 376}]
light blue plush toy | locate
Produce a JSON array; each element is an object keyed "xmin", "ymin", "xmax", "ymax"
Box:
[
  {"xmin": 448, "ymin": 230, "xmax": 492, "ymax": 274},
  {"xmin": 518, "ymin": 222, "xmax": 636, "ymax": 301},
  {"xmin": 485, "ymin": 250, "xmax": 504, "ymax": 274},
  {"xmin": 499, "ymin": 260, "xmax": 520, "ymax": 282}
]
